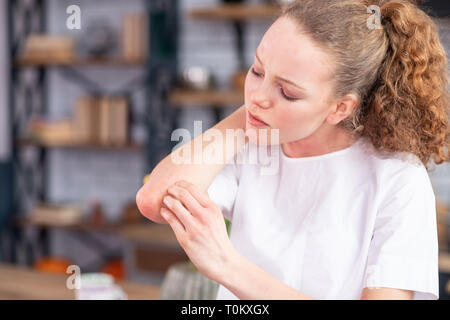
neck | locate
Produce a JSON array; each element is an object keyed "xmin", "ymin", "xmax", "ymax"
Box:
[{"xmin": 282, "ymin": 127, "xmax": 358, "ymax": 158}]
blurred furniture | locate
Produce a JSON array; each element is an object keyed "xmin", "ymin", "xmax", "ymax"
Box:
[
  {"xmin": 119, "ymin": 223, "xmax": 189, "ymax": 276},
  {"xmin": 33, "ymin": 257, "xmax": 74, "ymax": 274},
  {"xmin": 21, "ymin": 35, "xmax": 76, "ymax": 63},
  {"xmin": 169, "ymin": 2, "xmax": 281, "ymax": 124},
  {"xmin": 439, "ymin": 251, "xmax": 450, "ymax": 300},
  {"xmin": 5, "ymin": 0, "xmax": 179, "ymax": 267},
  {"xmin": 169, "ymin": 88, "xmax": 243, "ymax": 107},
  {"xmin": 437, "ymin": 200, "xmax": 449, "ymax": 251},
  {"xmin": 0, "ymin": 263, "xmax": 160, "ymax": 300},
  {"xmin": 188, "ymin": 3, "xmax": 281, "ymax": 20},
  {"xmin": 159, "ymin": 261, "xmax": 219, "ymax": 300},
  {"xmin": 12, "ymin": 216, "xmax": 188, "ymax": 277},
  {"xmin": 437, "ymin": 200, "xmax": 450, "ymax": 299}
]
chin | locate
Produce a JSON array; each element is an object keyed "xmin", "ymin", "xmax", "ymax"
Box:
[{"xmin": 245, "ymin": 126, "xmax": 280, "ymax": 146}]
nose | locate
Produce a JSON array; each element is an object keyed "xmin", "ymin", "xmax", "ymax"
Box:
[{"xmin": 249, "ymin": 80, "xmax": 272, "ymax": 109}]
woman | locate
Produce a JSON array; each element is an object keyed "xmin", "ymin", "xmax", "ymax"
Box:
[{"xmin": 136, "ymin": 0, "xmax": 449, "ymax": 299}]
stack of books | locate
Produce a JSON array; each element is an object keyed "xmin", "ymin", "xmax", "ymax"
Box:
[
  {"xmin": 121, "ymin": 13, "xmax": 148, "ymax": 62},
  {"xmin": 29, "ymin": 203, "xmax": 83, "ymax": 227},
  {"xmin": 21, "ymin": 34, "xmax": 76, "ymax": 64},
  {"xmin": 74, "ymin": 95, "xmax": 129, "ymax": 146},
  {"xmin": 27, "ymin": 118, "xmax": 75, "ymax": 146}
]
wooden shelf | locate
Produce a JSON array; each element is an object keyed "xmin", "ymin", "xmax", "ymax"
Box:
[
  {"xmin": 15, "ymin": 215, "xmax": 180, "ymax": 248},
  {"xmin": 188, "ymin": 3, "xmax": 282, "ymax": 20},
  {"xmin": 17, "ymin": 138, "xmax": 144, "ymax": 152},
  {"xmin": 169, "ymin": 88, "xmax": 244, "ymax": 107},
  {"xmin": 14, "ymin": 56, "xmax": 146, "ymax": 68}
]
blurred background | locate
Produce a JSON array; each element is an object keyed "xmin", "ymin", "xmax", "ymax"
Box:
[{"xmin": 0, "ymin": 0, "xmax": 449, "ymax": 300}]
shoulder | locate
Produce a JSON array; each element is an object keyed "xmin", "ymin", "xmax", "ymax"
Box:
[
  {"xmin": 357, "ymin": 137, "xmax": 430, "ymax": 184},
  {"xmin": 354, "ymin": 137, "xmax": 435, "ymax": 205}
]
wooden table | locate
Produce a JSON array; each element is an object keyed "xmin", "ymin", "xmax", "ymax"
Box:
[{"xmin": 0, "ymin": 264, "xmax": 160, "ymax": 300}]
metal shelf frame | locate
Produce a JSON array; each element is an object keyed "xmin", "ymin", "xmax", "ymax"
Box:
[{"xmin": 2, "ymin": 0, "xmax": 180, "ymax": 266}]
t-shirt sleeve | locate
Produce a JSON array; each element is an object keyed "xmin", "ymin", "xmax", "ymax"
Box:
[
  {"xmin": 363, "ymin": 162, "xmax": 439, "ymax": 300},
  {"xmin": 206, "ymin": 143, "xmax": 246, "ymax": 222}
]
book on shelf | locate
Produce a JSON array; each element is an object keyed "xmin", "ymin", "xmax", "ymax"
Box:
[
  {"xmin": 74, "ymin": 96, "xmax": 94, "ymax": 143},
  {"xmin": 121, "ymin": 13, "xmax": 148, "ymax": 62},
  {"xmin": 112, "ymin": 96, "xmax": 129, "ymax": 145},
  {"xmin": 75, "ymin": 95, "xmax": 129, "ymax": 146},
  {"xmin": 27, "ymin": 118, "xmax": 75, "ymax": 145},
  {"xmin": 29, "ymin": 203, "xmax": 83, "ymax": 227},
  {"xmin": 99, "ymin": 96, "xmax": 111, "ymax": 145},
  {"xmin": 21, "ymin": 34, "xmax": 76, "ymax": 63}
]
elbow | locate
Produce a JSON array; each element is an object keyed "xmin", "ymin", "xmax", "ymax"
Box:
[
  {"xmin": 135, "ymin": 187, "xmax": 153, "ymax": 219},
  {"xmin": 136, "ymin": 187, "xmax": 166, "ymax": 224}
]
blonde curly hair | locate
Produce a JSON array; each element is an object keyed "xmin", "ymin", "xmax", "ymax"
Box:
[{"xmin": 281, "ymin": 0, "xmax": 450, "ymax": 170}]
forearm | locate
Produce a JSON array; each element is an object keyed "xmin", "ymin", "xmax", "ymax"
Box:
[
  {"xmin": 136, "ymin": 105, "xmax": 247, "ymax": 224},
  {"xmin": 219, "ymin": 250, "xmax": 314, "ymax": 300}
]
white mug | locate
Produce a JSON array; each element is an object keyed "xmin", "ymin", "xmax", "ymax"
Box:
[{"xmin": 75, "ymin": 273, "xmax": 127, "ymax": 300}]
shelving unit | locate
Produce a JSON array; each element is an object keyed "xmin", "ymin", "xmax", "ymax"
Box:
[
  {"xmin": 5, "ymin": 0, "xmax": 180, "ymax": 269},
  {"xmin": 16, "ymin": 138, "xmax": 145, "ymax": 152},
  {"xmin": 14, "ymin": 56, "xmax": 146, "ymax": 68},
  {"xmin": 188, "ymin": 3, "xmax": 281, "ymax": 20},
  {"xmin": 168, "ymin": 2, "xmax": 280, "ymax": 124},
  {"xmin": 169, "ymin": 88, "xmax": 243, "ymax": 107}
]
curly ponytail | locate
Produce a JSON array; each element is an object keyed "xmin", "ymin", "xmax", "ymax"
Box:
[
  {"xmin": 363, "ymin": 0, "xmax": 450, "ymax": 169},
  {"xmin": 282, "ymin": 0, "xmax": 450, "ymax": 170}
]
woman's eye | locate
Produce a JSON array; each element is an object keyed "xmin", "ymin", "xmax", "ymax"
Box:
[
  {"xmin": 251, "ymin": 67, "xmax": 298, "ymax": 102},
  {"xmin": 281, "ymin": 90, "xmax": 298, "ymax": 102},
  {"xmin": 251, "ymin": 67, "xmax": 261, "ymax": 77}
]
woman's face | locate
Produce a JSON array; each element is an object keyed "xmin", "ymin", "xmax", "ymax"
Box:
[{"xmin": 244, "ymin": 17, "xmax": 352, "ymax": 146}]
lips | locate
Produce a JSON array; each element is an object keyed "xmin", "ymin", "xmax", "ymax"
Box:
[{"xmin": 247, "ymin": 110, "xmax": 269, "ymax": 127}]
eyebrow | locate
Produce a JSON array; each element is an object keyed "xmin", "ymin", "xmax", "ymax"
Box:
[{"xmin": 255, "ymin": 50, "xmax": 306, "ymax": 92}]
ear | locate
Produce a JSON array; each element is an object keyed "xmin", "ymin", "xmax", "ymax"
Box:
[{"xmin": 326, "ymin": 93, "xmax": 359, "ymax": 125}]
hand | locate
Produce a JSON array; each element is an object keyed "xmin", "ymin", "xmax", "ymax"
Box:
[{"xmin": 161, "ymin": 180, "xmax": 237, "ymax": 281}]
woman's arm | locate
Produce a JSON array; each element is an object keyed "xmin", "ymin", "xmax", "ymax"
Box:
[
  {"xmin": 136, "ymin": 105, "xmax": 247, "ymax": 224},
  {"xmin": 361, "ymin": 288, "xmax": 413, "ymax": 299},
  {"xmin": 222, "ymin": 250, "xmax": 314, "ymax": 300},
  {"xmin": 222, "ymin": 251, "xmax": 414, "ymax": 300}
]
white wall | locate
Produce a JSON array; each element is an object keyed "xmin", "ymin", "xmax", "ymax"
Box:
[{"xmin": 0, "ymin": 0, "xmax": 10, "ymax": 161}]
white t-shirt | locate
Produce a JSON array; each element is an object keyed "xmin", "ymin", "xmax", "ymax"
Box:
[{"xmin": 207, "ymin": 136, "xmax": 439, "ymax": 300}]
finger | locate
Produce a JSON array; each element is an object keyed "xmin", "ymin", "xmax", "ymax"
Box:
[
  {"xmin": 167, "ymin": 185, "xmax": 204, "ymax": 216},
  {"xmin": 163, "ymin": 195, "xmax": 194, "ymax": 230},
  {"xmin": 175, "ymin": 180, "xmax": 213, "ymax": 208},
  {"xmin": 161, "ymin": 207, "xmax": 186, "ymax": 235}
]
